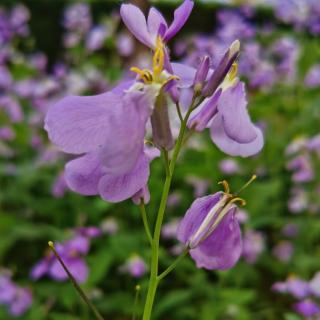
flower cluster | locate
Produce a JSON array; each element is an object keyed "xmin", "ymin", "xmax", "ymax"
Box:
[
  {"xmin": 286, "ymin": 135, "xmax": 320, "ymax": 214},
  {"xmin": 0, "ymin": 270, "xmax": 32, "ymax": 317},
  {"xmin": 272, "ymin": 273, "xmax": 320, "ymax": 318},
  {"xmin": 31, "ymin": 227, "xmax": 101, "ymax": 283}
]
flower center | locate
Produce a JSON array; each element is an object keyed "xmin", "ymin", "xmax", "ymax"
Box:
[{"xmin": 130, "ymin": 36, "xmax": 179, "ymax": 86}]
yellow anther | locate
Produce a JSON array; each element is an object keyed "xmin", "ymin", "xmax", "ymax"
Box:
[
  {"xmin": 153, "ymin": 36, "xmax": 165, "ymax": 80},
  {"xmin": 130, "ymin": 67, "xmax": 153, "ymax": 84},
  {"xmin": 229, "ymin": 197, "xmax": 246, "ymax": 207},
  {"xmin": 218, "ymin": 180, "xmax": 230, "ymax": 195},
  {"xmin": 228, "ymin": 62, "xmax": 238, "ymax": 81}
]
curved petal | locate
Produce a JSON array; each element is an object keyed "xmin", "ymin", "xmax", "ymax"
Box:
[
  {"xmin": 177, "ymin": 193, "xmax": 223, "ymax": 244},
  {"xmin": 164, "ymin": 0, "xmax": 194, "ymax": 41},
  {"xmin": 98, "ymin": 88, "xmax": 155, "ymax": 175},
  {"xmin": 65, "ymin": 153, "xmax": 104, "ymax": 196},
  {"xmin": 210, "ymin": 114, "xmax": 264, "ymax": 157},
  {"xmin": 190, "ymin": 208, "xmax": 242, "ymax": 270},
  {"xmin": 45, "ymin": 91, "xmax": 121, "ymax": 154},
  {"xmin": 218, "ymin": 82, "xmax": 257, "ymax": 143},
  {"xmin": 120, "ymin": 4, "xmax": 153, "ymax": 48},
  {"xmin": 147, "ymin": 7, "xmax": 168, "ymax": 41},
  {"xmin": 98, "ymin": 153, "xmax": 150, "ymax": 203},
  {"xmin": 171, "ymin": 62, "xmax": 196, "ymax": 88},
  {"xmin": 30, "ymin": 260, "xmax": 50, "ymax": 280},
  {"xmin": 50, "ymin": 258, "xmax": 88, "ymax": 283}
]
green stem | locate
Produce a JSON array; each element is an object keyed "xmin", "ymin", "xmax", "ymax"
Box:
[
  {"xmin": 142, "ymin": 107, "xmax": 194, "ymax": 320},
  {"xmin": 139, "ymin": 202, "xmax": 153, "ymax": 246},
  {"xmin": 157, "ymin": 248, "xmax": 189, "ymax": 282},
  {"xmin": 48, "ymin": 242, "xmax": 104, "ymax": 320}
]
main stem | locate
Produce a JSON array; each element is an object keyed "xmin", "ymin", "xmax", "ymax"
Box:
[{"xmin": 142, "ymin": 108, "xmax": 193, "ymax": 320}]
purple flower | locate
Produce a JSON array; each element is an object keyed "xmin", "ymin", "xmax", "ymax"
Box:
[
  {"xmin": 63, "ymin": 3, "xmax": 91, "ymax": 34},
  {"xmin": 281, "ymin": 223, "xmax": 299, "ymax": 238},
  {"xmin": 209, "ymin": 82, "xmax": 263, "ymax": 157},
  {"xmin": 51, "ymin": 172, "xmax": 68, "ymax": 198},
  {"xmin": 45, "ymin": 87, "xmax": 157, "ymax": 203},
  {"xmin": 177, "ymin": 183, "xmax": 243, "ymax": 270},
  {"xmin": 120, "ymin": 0, "xmax": 194, "ymax": 48},
  {"xmin": 219, "ymin": 158, "xmax": 241, "ymax": 175},
  {"xmin": 173, "ymin": 50, "xmax": 263, "ymax": 158},
  {"xmin": 294, "ymin": 299, "xmax": 320, "ymax": 318},
  {"xmin": 86, "ymin": 25, "xmax": 109, "ymax": 52},
  {"xmin": 162, "ymin": 219, "xmax": 180, "ymax": 240},
  {"xmin": 0, "ymin": 274, "xmax": 16, "ymax": 304},
  {"xmin": 116, "ymin": 32, "xmax": 135, "ymax": 57},
  {"xmin": 0, "ymin": 273, "xmax": 32, "ymax": 317},
  {"xmin": 120, "ymin": 255, "xmax": 147, "ymax": 278},
  {"xmin": 287, "ymin": 277, "xmax": 310, "ymax": 299},
  {"xmin": 31, "ymin": 227, "xmax": 100, "ymax": 283},
  {"xmin": 9, "ymin": 288, "xmax": 32, "ymax": 317},
  {"xmin": 272, "ymin": 241, "xmax": 294, "ymax": 263},
  {"xmin": 242, "ymin": 230, "xmax": 265, "ymax": 264},
  {"xmin": 272, "ymin": 276, "xmax": 310, "ymax": 299},
  {"xmin": 305, "ymin": 64, "xmax": 320, "ymax": 88},
  {"xmin": 310, "ymin": 272, "xmax": 320, "ymax": 297}
]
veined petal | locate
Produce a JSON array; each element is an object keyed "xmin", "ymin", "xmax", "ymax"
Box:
[
  {"xmin": 164, "ymin": 0, "xmax": 194, "ymax": 41},
  {"xmin": 171, "ymin": 62, "xmax": 196, "ymax": 88},
  {"xmin": 147, "ymin": 7, "xmax": 168, "ymax": 41},
  {"xmin": 177, "ymin": 193, "xmax": 223, "ymax": 244},
  {"xmin": 98, "ymin": 153, "xmax": 150, "ymax": 203},
  {"xmin": 210, "ymin": 114, "xmax": 264, "ymax": 157},
  {"xmin": 45, "ymin": 91, "xmax": 121, "ymax": 154},
  {"xmin": 218, "ymin": 82, "xmax": 257, "ymax": 143},
  {"xmin": 98, "ymin": 88, "xmax": 155, "ymax": 175},
  {"xmin": 190, "ymin": 208, "xmax": 242, "ymax": 270},
  {"xmin": 120, "ymin": 4, "xmax": 153, "ymax": 47},
  {"xmin": 65, "ymin": 153, "xmax": 104, "ymax": 196}
]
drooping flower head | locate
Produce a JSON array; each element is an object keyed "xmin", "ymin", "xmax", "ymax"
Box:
[{"xmin": 177, "ymin": 176, "xmax": 256, "ymax": 270}]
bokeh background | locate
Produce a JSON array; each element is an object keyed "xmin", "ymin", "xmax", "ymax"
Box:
[{"xmin": 0, "ymin": 0, "xmax": 320, "ymax": 319}]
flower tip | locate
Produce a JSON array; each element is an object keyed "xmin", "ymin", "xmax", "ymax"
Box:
[
  {"xmin": 229, "ymin": 39, "xmax": 240, "ymax": 57},
  {"xmin": 48, "ymin": 241, "xmax": 54, "ymax": 248}
]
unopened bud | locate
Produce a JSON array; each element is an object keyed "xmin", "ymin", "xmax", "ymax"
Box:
[{"xmin": 202, "ymin": 40, "xmax": 240, "ymax": 97}]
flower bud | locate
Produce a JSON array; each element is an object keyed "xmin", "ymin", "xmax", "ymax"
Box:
[
  {"xmin": 151, "ymin": 91, "xmax": 174, "ymax": 150},
  {"xmin": 187, "ymin": 88, "xmax": 222, "ymax": 131},
  {"xmin": 202, "ymin": 40, "xmax": 240, "ymax": 97},
  {"xmin": 193, "ymin": 55, "xmax": 211, "ymax": 94}
]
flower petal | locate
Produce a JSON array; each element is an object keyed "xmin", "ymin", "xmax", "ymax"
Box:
[
  {"xmin": 210, "ymin": 114, "xmax": 264, "ymax": 157},
  {"xmin": 190, "ymin": 208, "xmax": 242, "ymax": 270},
  {"xmin": 218, "ymin": 82, "xmax": 257, "ymax": 143},
  {"xmin": 147, "ymin": 7, "xmax": 168, "ymax": 41},
  {"xmin": 98, "ymin": 153, "xmax": 150, "ymax": 203},
  {"xmin": 171, "ymin": 62, "xmax": 196, "ymax": 88},
  {"xmin": 50, "ymin": 257, "xmax": 88, "ymax": 283},
  {"xmin": 97, "ymin": 89, "xmax": 155, "ymax": 175},
  {"xmin": 45, "ymin": 91, "xmax": 121, "ymax": 154},
  {"xmin": 65, "ymin": 153, "xmax": 104, "ymax": 196},
  {"xmin": 177, "ymin": 193, "xmax": 223, "ymax": 244},
  {"xmin": 120, "ymin": 4, "xmax": 153, "ymax": 47},
  {"xmin": 164, "ymin": 0, "xmax": 194, "ymax": 41}
]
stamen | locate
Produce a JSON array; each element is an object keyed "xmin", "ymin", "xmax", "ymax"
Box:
[
  {"xmin": 130, "ymin": 67, "xmax": 153, "ymax": 84},
  {"xmin": 228, "ymin": 63, "xmax": 238, "ymax": 81},
  {"xmin": 48, "ymin": 241, "xmax": 104, "ymax": 320},
  {"xmin": 235, "ymin": 174, "xmax": 257, "ymax": 195},
  {"xmin": 229, "ymin": 197, "xmax": 246, "ymax": 206},
  {"xmin": 218, "ymin": 180, "xmax": 230, "ymax": 194},
  {"xmin": 153, "ymin": 36, "xmax": 165, "ymax": 80}
]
